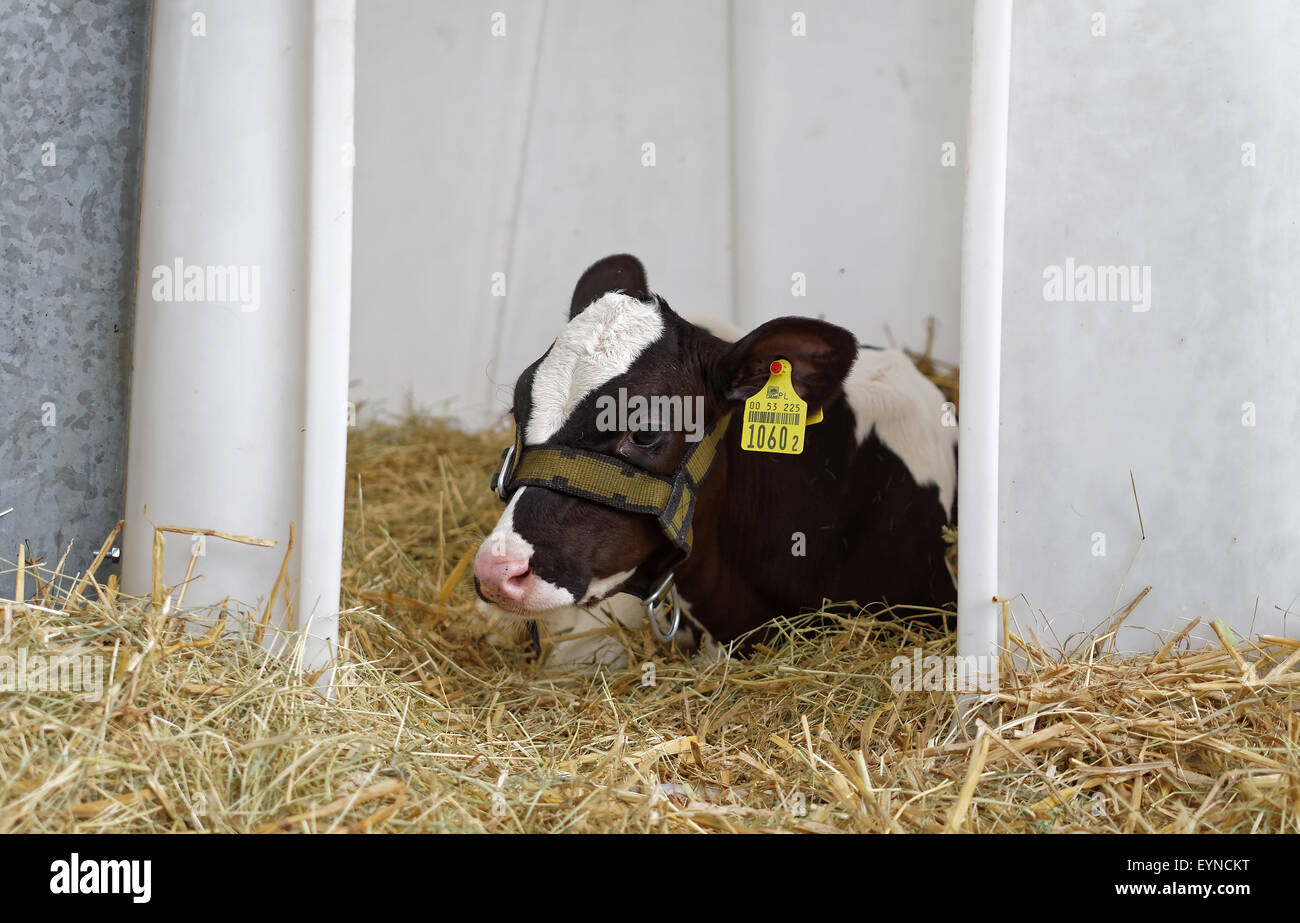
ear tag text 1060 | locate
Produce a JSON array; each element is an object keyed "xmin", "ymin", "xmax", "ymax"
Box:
[{"xmin": 741, "ymin": 359, "xmax": 809, "ymax": 455}]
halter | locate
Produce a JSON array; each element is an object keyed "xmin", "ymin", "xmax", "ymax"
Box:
[{"xmin": 491, "ymin": 412, "xmax": 733, "ymax": 642}]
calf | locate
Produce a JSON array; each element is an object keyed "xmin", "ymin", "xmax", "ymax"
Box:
[{"xmin": 474, "ymin": 254, "xmax": 956, "ymax": 647}]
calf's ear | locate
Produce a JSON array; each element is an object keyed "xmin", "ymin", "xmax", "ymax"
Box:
[
  {"xmin": 570, "ymin": 254, "xmax": 650, "ymax": 318},
  {"xmin": 713, "ymin": 317, "xmax": 858, "ymax": 409}
]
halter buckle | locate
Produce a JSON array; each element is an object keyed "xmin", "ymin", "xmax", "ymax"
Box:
[
  {"xmin": 492, "ymin": 443, "xmax": 516, "ymax": 501},
  {"xmin": 645, "ymin": 572, "xmax": 682, "ymax": 642}
]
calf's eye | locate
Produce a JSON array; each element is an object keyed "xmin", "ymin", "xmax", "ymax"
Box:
[{"xmin": 630, "ymin": 429, "xmax": 663, "ymax": 448}]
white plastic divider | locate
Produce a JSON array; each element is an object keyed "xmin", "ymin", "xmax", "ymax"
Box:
[
  {"xmin": 299, "ymin": 0, "xmax": 357, "ymax": 682},
  {"xmin": 957, "ymin": 0, "xmax": 1013, "ymax": 692},
  {"xmin": 123, "ymin": 0, "xmax": 355, "ymax": 680}
]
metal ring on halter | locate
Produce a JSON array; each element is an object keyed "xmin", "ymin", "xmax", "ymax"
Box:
[
  {"xmin": 645, "ymin": 572, "xmax": 681, "ymax": 642},
  {"xmin": 493, "ymin": 443, "xmax": 516, "ymax": 501}
]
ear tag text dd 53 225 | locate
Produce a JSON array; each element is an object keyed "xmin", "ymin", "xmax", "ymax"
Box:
[{"xmin": 741, "ymin": 359, "xmax": 810, "ymax": 455}]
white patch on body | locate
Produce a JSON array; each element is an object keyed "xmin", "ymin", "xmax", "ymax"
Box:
[
  {"xmin": 476, "ymin": 584, "xmax": 729, "ymax": 670},
  {"xmin": 527, "ymin": 293, "xmax": 664, "ymax": 445},
  {"xmin": 842, "ymin": 347, "xmax": 958, "ymax": 518},
  {"xmin": 540, "ymin": 590, "xmax": 725, "ymax": 669},
  {"xmin": 537, "ymin": 593, "xmax": 645, "ymax": 669},
  {"xmin": 478, "ymin": 487, "xmax": 576, "ymax": 610}
]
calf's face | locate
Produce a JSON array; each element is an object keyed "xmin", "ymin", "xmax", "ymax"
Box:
[{"xmin": 473, "ymin": 254, "xmax": 857, "ymax": 618}]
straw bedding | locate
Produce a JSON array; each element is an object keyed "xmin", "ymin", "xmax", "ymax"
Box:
[{"xmin": 1, "ymin": 355, "xmax": 1297, "ymax": 833}]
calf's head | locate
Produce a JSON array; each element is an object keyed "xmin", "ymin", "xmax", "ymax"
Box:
[{"xmin": 473, "ymin": 254, "xmax": 857, "ymax": 618}]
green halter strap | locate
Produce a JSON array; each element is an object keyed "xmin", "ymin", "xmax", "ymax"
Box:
[{"xmin": 490, "ymin": 413, "xmax": 733, "ymax": 628}]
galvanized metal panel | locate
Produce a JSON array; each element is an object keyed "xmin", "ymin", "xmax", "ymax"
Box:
[{"xmin": 0, "ymin": 0, "xmax": 149, "ymax": 582}]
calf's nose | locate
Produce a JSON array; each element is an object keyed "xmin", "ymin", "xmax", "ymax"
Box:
[{"xmin": 474, "ymin": 552, "xmax": 532, "ymax": 602}]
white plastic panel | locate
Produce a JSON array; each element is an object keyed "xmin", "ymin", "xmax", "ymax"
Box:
[
  {"xmin": 999, "ymin": 1, "xmax": 1300, "ymax": 648},
  {"xmin": 124, "ymin": 0, "xmax": 355, "ymax": 673}
]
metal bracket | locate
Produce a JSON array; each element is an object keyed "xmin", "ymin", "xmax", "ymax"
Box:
[
  {"xmin": 645, "ymin": 572, "xmax": 681, "ymax": 642},
  {"xmin": 492, "ymin": 443, "xmax": 515, "ymax": 501}
]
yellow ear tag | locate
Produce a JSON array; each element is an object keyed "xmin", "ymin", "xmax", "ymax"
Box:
[{"xmin": 741, "ymin": 359, "xmax": 808, "ymax": 455}]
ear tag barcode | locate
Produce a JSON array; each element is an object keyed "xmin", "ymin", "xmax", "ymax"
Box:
[{"xmin": 741, "ymin": 359, "xmax": 807, "ymax": 455}]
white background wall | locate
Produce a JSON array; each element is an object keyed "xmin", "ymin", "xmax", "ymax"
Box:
[
  {"xmin": 1000, "ymin": 0, "xmax": 1299, "ymax": 648},
  {"xmin": 351, "ymin": 0, "xmax": 969, "ymax": 427}
]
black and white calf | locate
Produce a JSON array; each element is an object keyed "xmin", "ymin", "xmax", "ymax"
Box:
[{"xmin": 474, "ymin": 255, "xmax": 957, "ymax": 646}]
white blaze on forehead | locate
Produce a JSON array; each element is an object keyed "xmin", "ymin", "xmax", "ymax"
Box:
[{"xmin": 526, "ymin": 292, "xmax": 664, "ymax": 445}]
